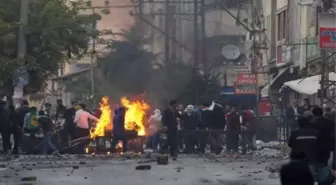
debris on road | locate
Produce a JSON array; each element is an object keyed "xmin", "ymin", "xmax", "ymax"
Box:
[
  {"xmin": 21, "ymin": 176, "xmax": 37, "ymax": 181},
  {"xmin": 135, "ymin": 165, "xmax": 151, "ymax": 170}
]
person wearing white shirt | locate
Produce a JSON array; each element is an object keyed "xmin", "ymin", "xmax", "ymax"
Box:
[{"xmin": 73, "ymin": 104, "xmax": 98, "ymax": 153}]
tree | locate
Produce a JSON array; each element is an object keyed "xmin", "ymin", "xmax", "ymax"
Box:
[
  {"xmin": 177, "ymin": 71, "xmax": 221, "ymax": 105},
  {"xmin": 148, "ymin": 59, "xmax": 221, "ymax": 106},
  {"xmin": 0, "ymin": 0, "xmax": 98, "ymax": 101}
]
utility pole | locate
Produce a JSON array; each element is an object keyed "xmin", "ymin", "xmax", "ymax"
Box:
[
  {"xmin": 164, "ymin": 0, "xmax": 170, "ymax": 63},
  {"xmin": 14, "ymin": 0, "xmax": 29, "ymax": 107},
  {"xmin": 250, "ymin": 0, "xmax": 264, "ymax": 120},
  {"xmin": 17, "ymin": 0, "xmax": 29, "ymax": 60},
  {"xmin": 200, "ymin": 0, "xmax": 207, "ymax": 73},
  {"xmin": 193, "ymin": 0, "xmax": 199, "ymax": 104},
  {"xmin": 133, "ymin": 0, "xmax": 203, "ymax": 104},
  {"xmin": 316, "ymin": 2, "xmax": 329, "ymax": 107}
]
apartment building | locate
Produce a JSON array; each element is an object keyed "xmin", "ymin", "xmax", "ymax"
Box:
[{"xmin": 261, "ymin": 0, "xmax": 336, "ymax": 104}]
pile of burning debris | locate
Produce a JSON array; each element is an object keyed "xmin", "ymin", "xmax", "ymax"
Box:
[{"xmin": 86, "ymin": 96, "xmax": 151, "ymax": 154}]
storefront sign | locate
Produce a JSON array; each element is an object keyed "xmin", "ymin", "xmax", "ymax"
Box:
[
  {"xmin": 319, "ymin": 27, "xmax": 336, "ymax": 49},
  {"xmin": 234, "ymin": 73, "xmax": 256, "ymax": 94}
]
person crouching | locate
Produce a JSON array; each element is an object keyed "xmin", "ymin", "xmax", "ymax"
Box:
[{"xmin": 38, "ymin": 111, "xmax": 59, "ymax": 155}]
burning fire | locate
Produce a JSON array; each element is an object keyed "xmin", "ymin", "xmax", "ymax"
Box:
[
  {"xmin": 121, "ymin": 97, "xmax": 150, "ymax": 136},
  {"xmin": 90, "ymin": 96, "xmax": 150, "ymax": 139},
  {"xmin": 90, "ymin": 96, "xmax": 112, "ymax": 139}
]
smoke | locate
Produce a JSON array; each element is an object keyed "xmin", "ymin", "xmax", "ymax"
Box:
[{"xmin": 94, "ymin": 0, "xmax": 134, "ymax": 33}]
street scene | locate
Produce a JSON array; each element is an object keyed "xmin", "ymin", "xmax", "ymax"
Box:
[
  {"xmin": 1, "ymin": 0, "xmax": 336, "ymax": 185},
  {"xmin": 0, "ymin": 152, "xmax": 283, "ymax": 185}
]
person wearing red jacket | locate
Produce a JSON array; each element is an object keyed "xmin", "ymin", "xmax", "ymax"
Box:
[
  {"xmin": 226, "ymin": 106, "xmax": 240, "ymax": 153},
  {"xmin": 241, "ymin": 106, "xmax": 257, "ymax": 154}
]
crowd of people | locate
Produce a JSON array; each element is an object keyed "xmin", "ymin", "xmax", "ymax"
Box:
[
  {"xmin": 281, "ymin": 99, "xmax": 336, "ymax": 185},
  {"xmin": 146, "ymin": 100, "xmax": 258, "ymax": 158},
  {"xmin": 0, "ymin": 98, "xmax": 258, "ymax": 156},
  {"xmin": 0, "ymin": 99, "xmax": 100, "ymax": 155}
]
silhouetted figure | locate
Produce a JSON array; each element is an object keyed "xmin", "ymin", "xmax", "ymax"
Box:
[
  {"xmin": 111, "ymin": 107, "xmax": 127, "ymax": 152},
  {"xmin": 161, "ymin": 100, "xmax": 180, "ymax": 158},
  {"xmin": 0, "ymin": 101, "xmax": 10, "ymax": 153},
  {"xmin": 280, "ymin": 152, "xmax": 314, "ymax": 185}
]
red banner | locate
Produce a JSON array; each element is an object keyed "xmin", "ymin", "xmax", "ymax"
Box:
[
  {"xmin": 234, "ymin": 73, "xmax": 256, "ymax": 95},
  {"xmin": 319, "ymin": 27, "xmax": 336, "ymax": 49}
]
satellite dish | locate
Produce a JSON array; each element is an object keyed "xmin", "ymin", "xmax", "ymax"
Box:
[{"xmin": 221, "ymin": 44, "xmax": 241, "ymax": 60}]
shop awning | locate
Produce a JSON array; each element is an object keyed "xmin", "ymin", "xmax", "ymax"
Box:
[
  {"xmin": 261, "ymin": 68, "xmax": 288, "ymax": 97},
  {"xmin": 282, "ymin": 72, "xmax": 336, "ymax": 95}
]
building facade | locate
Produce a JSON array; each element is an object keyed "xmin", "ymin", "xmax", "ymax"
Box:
[{"xmin": 262, "ymin": 0, "xmax": 336, "ymax": 105}]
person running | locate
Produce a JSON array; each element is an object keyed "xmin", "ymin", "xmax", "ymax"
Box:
[{"xmin": 38, "ymin": 110, "xmax": 59, "ymax": 155}]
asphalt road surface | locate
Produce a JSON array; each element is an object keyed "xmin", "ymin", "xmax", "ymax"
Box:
[{"xmin": 0, "ymin": 154, "xmax": 280, "ymax": 185}]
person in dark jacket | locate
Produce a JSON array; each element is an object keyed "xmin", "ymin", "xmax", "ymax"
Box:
[
  {"xmin": 110, "ymin": 107, "xmax": 127, "ymax": 153},
  {"xmin": 8, "ymin": 105, "xmax": 17, "ymax": 152},
  {"xmin": 311, "ymin": 107, "xmax": 335, "ymax": 166},
  {"xmin": 286, "ymin": 100, "xmax": 303, "ymax": 130},
  {"xmin": 161, "ymin": 100, "xmax": 181, "ymax": 158},
  {"xmin": 63, "ymin": 101, "xmax": 77, "ymax": 144},
  {"xmin": 301, "ymin": 98, "xmax": 311, "ymax": 112},
  {"xmin": 226, "ymin": 106, "xmax": 240, "ymax": 153},
  {"xmin": 199, "ymin": 103, "xmax": 212, "ymax": 153},
  {"xmin": 280, "ymin": 152, "xmax": 314, "ymax": 185},
  {"xmin": 13, "ymin": 100, "xmax": 30, "ymax": 154},
  {"xmin": 182, "ymin": 105, "xmax": 200, "ymax": 154},
  {"xmin": 288, "ymin": 116, "xmax": 319, "ymax": 163},
  {"xmin": 55, "ymin": 99, "xmax": 66, "ymax": 121},
  {"xmin": 0, "ymin": 101, "xmax": 11, "ymax": 153},
  {"xmin": 38, "ymin": 111, "xmax": 59, "ymax": 154}
]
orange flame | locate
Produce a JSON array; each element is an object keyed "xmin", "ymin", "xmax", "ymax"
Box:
[
  {"xmin": 90, "ymin": 96, "xmax": 150, "ymax": 140},
  {"xmin": 90, "ymin": 96, "xmax": 112, "ymax": 139},
  {"xmin": 121, "ymin": 97, "xmax": 150, "ymax": 136}
]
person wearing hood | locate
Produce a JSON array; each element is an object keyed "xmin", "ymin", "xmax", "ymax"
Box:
[
  {"xmin": 148, "ymin": 109, "xmax": 162, "ymax": 151},
  {"xmin": 182, "ymin": 105, "xmax": 201, "ymax": 154},
  {"xmin": 0, "ymin": 101, "xmax": 10, "ymax": 153},
  {"xmin": 111, "ymin": 107, "xmax": 128, "ymax": 152}
]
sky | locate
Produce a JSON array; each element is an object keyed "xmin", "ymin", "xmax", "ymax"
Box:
[{"xmin": 93, "ymin": 0, "xmax": 134, "ymax": 33}]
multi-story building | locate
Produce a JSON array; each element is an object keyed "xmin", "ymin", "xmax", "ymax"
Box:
[
  {"xmin": 141, "ymin": 0, "xmax": 265, "ymax": 104},
  {"xmin": 261, "ymin": 0, "xmax": 336, "ymax": 105}
]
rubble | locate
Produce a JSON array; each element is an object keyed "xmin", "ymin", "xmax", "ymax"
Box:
[
  {"xmin": 135, "ymin": 164, "xmax": 151, "ymax": 170},
  {"xmin": 157, "ymin": 155, "xmax": 168, "ymax": 165},
  {"xmin": 21, "ymin": 177, "xmax": 37, "ymax": 181}
]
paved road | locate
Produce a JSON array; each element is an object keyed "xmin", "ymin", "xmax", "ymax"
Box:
[{"xmin": 0, "ymin": 154, "xmax": 280, "ymax": 185}]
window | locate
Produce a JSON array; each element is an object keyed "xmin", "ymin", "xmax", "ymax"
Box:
[
  {"xmin": 276, "ymin": 45, "xmax": 282, "ymax": 65},
  {"xmin": 277, "ymin": 9, "xmax": 288, "ymax": 41}
]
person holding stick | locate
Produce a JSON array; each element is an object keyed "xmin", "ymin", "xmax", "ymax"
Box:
[{"xmin": 73, "ymin": 104, "xmax": 98, "ymax": 154}]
